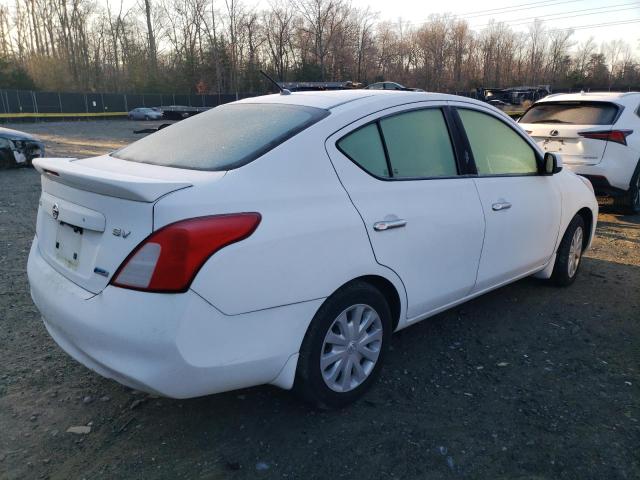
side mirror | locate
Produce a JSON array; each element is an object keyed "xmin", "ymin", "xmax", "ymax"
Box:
[{"xmin": 543, "ymin": 152, "xmax": 562, "ymax": 175}]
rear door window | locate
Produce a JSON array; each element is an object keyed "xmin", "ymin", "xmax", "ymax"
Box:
[
  {"xmin": 337, "ymin": 108, "xmax": 458, "ymax": 179},
  {"xmin": 519, "ymin": 101, "xmax": 619, "ymax": 125},
  {"xmin": 113, "ymin": 103, "xmax": 329, "ymax": 171},
  {"xmin": 379, "ymin": 109, "xmax": 457, "ymax": 178},
  {"xmin": 337, "ymin": 124, "xmax": 390, "ymax": 178}
]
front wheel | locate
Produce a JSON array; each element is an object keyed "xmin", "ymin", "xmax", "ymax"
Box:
[
  {"xmin": 550, "ymin": 215, "xmax": 586, "ymax": 286},
  {"xmin": 294, "ymin": 281, "xmax": 392, "ymax": 408}
]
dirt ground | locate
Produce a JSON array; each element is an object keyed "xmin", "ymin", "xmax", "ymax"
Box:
[
  {"xmin": 0, "ymin": 120, "xmax": 638, "ymax": 480},
  {"xmin": 2, "ymin": 119, "xmax": 171, "ymax": 158}
]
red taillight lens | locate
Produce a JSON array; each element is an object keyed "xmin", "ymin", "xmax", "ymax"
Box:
[
  {"xmin": 578, "ymin": 129, "xmax": 633, "ymax": 146},
  {"xmin": 111, "ymin": 213, "xmax": 261, "ymax": 292}
]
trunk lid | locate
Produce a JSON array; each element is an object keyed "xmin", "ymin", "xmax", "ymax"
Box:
[
  {"xmin": 518, "ymin": 100, "xmax": 621, "ymax": 166},
  {"xmin": 33, "ymin": 156, "xmax": 224, "ymax": 293},
  {"xmin": 521, "ymin": 124, "xmax": 611, "ymax": 165}
]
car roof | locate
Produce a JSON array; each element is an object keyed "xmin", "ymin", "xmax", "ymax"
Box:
[
  {"xmin": 538, "ymin": 91, "xmax": 640, "ymax": 106},
  {"xmin": 235, "ymin": 90, "xmax": 489, "ymax": 111}
]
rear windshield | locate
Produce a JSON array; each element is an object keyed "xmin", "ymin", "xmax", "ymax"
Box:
[
  {"xmin": 112, "ymin": 103, "xmax": 329, "ymax": 171},
  {"xmin": 520, "ymin": 101, "xmax": 619, "ymax": 125}
]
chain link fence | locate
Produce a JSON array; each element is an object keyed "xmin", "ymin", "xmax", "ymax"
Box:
[
  {"xmin": 2, "ymin": 86, "xmax": 638, "ymax": 121},
  {"xmin": 0, "ymin": 89, "xmax": 258, "ymax": 119}
]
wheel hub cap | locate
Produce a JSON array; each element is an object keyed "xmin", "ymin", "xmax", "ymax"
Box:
[{"xmin": 320, "ymin": 304, "xmax": 383, "ymax": 393}]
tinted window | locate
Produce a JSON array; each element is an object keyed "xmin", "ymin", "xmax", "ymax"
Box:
[
  {"xmin": 379, "ymin": 109, "xmax": 457, "ymax": 178},
  {"xmin": 337, "ymin": 124, "xmax": 389, "ymax": 178},
  {"xmin": 459, "ymin": 109, "xmax": 538, "ymax": 175},
  {"xmin": 520, "ymin": 101, "xmax": 619, "ymax": 125},
  {"xmin": 113, "ymin": 103, "xmax": 328, "ymax": 171}
]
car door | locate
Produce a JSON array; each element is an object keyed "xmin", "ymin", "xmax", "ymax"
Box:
[
  {"xmin": 325, "ymin": 104, "xmax": 485, "ymax": 320},
  {"xmin": 450, "ymin": 102, "xmax": 562, "ymax": 292}
]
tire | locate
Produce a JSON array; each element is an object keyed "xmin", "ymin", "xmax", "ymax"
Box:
[
  {"xmin": 294, "ymin": 281, "xmax": 392, "ymax": 409},
  {"xmin": 550, "ymin": 215, "xmax": 586, "ymax": 287},
  {"xmin": 613, "ymin": 161, "xmax": 640, "ymax": 214},
  {"xmin": 144, "ymin": 115, "xmax": 150, "ymax": 121}
]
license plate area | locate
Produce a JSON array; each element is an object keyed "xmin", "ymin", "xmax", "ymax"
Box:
[
  {"xmin": 542, "ymin": 138, "xmax": 564, "ymax": 152},
  {"xmin": 55, "ymin": 222, "xmax": 83, "ymax": 269}
]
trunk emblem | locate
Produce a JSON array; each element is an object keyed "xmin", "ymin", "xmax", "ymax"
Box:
[
  {"xmin": 112, "ymin": 228, "xmax": 131, "ymax": 238},
  {"xmin": 550, "ymin": 129, "xmax": 559, "ymax": 137},
  {"xmin": 52, "ymin": 203, "xmax": 59, "ymax": 220}
]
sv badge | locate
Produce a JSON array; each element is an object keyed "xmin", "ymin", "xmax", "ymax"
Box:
[{"xmin": 112, "ymin": 228, "xmax": 131, "ymax": 238}]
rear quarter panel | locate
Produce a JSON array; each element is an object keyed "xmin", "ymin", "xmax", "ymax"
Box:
[{"xmin": 153, "ymin": 122, "xmax": 407, "ymax": 317}]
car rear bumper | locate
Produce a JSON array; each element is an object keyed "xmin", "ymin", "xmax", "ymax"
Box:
[
  {"xmin": 27, "ymin": 237, "xmax": 322, "ymax": 398},
  {"xmin": 564, "ymin": 163, "xmax": 632, "ymax": 194},
  {"xmin": 578, "ymin": 174, "xmax": 627, "ymax": 197}
]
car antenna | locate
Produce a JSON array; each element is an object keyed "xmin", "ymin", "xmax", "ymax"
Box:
[{"xmin": 260, "ymin": 70, "xmax": 291, "ymax": 96}]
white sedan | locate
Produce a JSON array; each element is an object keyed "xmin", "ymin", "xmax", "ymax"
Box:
[{"xmin": 28, "ymin": 91, "xmax": 598, "ymax": 408}]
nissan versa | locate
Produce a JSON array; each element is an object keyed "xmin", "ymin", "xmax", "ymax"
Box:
[{"xmin": 27, "ymin": 90, "xmax": 598, "ymax": 407}]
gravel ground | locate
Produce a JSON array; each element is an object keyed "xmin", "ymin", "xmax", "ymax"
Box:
[
  {"xmin": 2, "ymin": 119, "xmax": 170, "ymax": 158},
  {"xmin": 0, "ymin": 121, "xmax": 639, "ymax": 480}
]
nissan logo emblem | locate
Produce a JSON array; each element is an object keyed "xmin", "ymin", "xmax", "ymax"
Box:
[
  {"xmin": 52, "ymin": 203, "xmax": 59, "ymax": 220},
  {"xmin": 550, "ymin": 129, "xmax": 559, "ymax": 137}
]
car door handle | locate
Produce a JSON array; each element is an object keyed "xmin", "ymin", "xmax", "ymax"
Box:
[
  {"xmin": 373, "ymin": 219, "xmax": 407, "ymax": 231},
  {"xmin": 492, "ymin": 201, "xmax": 512, "ymax": 211}
]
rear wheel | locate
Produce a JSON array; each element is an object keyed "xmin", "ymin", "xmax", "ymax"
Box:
[
  {"xmin": 294, "ymin": 281, "xmax": 392, "ymax": 408},
  {"xmin": 613, "ymin": 161, "xmax": 640, "ymax": 214},
  {"xmin": 550, "ymin": 215, "xmax": 586, "ymax": 286}
]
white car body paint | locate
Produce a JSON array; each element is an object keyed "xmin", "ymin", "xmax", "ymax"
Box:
[{"xmin": 28, "ymin": 90, "xmax": 598, "ymax": 398}]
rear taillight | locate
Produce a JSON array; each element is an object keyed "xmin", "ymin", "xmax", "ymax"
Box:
[
  {"xmin": 578, "ymin": 129, "xmax": 633, "ymax": 146},
  {"xmin": 111, "ymin": 213, "xmax": 261, "ymax": 293}
]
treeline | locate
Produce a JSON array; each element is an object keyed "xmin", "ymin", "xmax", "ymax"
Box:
[{"xmin": 0, "ymin": 0, "xmax": 638, "ymax": 94}]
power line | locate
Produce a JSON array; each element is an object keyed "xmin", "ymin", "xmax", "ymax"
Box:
[
  {"xmin": 457, "ymin": 0, "xmax": 584, "ymax": 17},
  {"xmin": 473, "ymin": 4, "xmax": 640, "ymax": 28},
  {"xmin": 548, "ymin": 18, "xmax": 640, "ymax": 32},
  {"xmin": 462, "ymin": 0, "xmax": 586, "ymax": 18},
  {"xmin": 405, "ymin": 0, "xmax": 586, "ymax": 26}
]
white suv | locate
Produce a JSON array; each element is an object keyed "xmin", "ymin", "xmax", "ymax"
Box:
[{"xmin": 519, "ymin": 92, "xmax": 640, "ymax": 213}]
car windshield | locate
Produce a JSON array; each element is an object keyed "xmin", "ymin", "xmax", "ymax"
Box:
[
  {"xmin": 520, "ymin": 101, "xmax": 619, "ymax": 125},
  {"xmin": 113, "ymin": 103, "xmax": 329, "ymax": 171}
]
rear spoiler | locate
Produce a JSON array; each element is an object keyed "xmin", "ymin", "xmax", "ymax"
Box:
[{"xmin": 33, "ymin": 157, "xmax": 192, "ymax": 202}]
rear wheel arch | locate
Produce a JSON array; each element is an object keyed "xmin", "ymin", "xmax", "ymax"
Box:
[
  {"xmin": 576, "ymin": 207, "xmax": 594, "ymax": 249},
  {"xmin": 328, "ymin": 275, "xmax": 402, "ymax": 332},
  {"xmin": 294, "ymin": 278, "xmax": 395, "ymax": 407}
]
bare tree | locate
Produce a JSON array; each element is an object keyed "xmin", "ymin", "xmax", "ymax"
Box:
[{"xmin": 1, "ymin": 0, "xmax": 638, "ymax": 94}]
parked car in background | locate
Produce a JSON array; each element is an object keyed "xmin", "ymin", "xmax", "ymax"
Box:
[
  {"xmin": 28, "ymin": 90, "xmax": 597, "ymax": 408},
  {"xmin": 488, "ymin": 99, "xmax": 509, "ymax": 108},
  {"xmin": 519, "ymin": 92, "xmax": 640, "ymax": 213},
  {"xmin": 0, "ymin": 127, "xmax": 45, "ymax": 168},
  {"xmin": 365, "ymin": 81, "xmax": 424, "ymax": 92},
  {"xmin": 160, "ymin": 105, "xmax": 210, "ymax": 120},
  {"xmin": 127, "ymin": 107, "xmax": 164, "ymax": 121}
]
